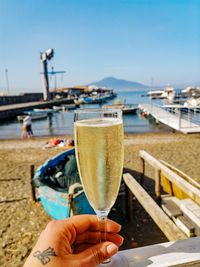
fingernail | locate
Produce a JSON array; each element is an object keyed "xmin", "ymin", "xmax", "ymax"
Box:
[{"xmin": 106, "ymin": 244, "xmax": 118, "ymax": 256}]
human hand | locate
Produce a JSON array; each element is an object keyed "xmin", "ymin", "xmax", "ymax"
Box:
[{"xmin": 23, "ymin": 215, "xmax": 123, "ymax": 267}]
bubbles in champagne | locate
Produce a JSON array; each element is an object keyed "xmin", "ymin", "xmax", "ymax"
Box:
[{"xmin": 75, "ymin": 118, "xmax": 124, "ymax": 212}]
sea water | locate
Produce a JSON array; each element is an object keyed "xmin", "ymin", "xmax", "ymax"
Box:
[{"xmin": 0, "ymin": 90, "xmax": 173, "ymax": 139}]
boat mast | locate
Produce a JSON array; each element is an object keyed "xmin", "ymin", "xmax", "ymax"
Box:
[{"xmin": 5, "ymin": 68, "xmax": 10, "ymax": 95}]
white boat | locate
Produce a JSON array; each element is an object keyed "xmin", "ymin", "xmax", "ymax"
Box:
[
  {"xmin": 33, "ymin": 108, "xmax": 54, "ymax": 114},
  {"xmin": 183, "ymin": 98, "xmax": 200, "ymax": 109},
  {"xmin": 147, "ymin": 90, "xmax": 164, "ymax": 98},
  {"xmin": 161, "ymin": 87, "xmax": 176, "ymax": 102},
  {"xmin": 53, "ymin": 105, "xmax": 62, "ymax": 111},
  {"xmin": 103, "ymin": 100, "xmax": 138, "ymax": 114},
  {"xmin": 17, "ymin": 113, "xmax": 48, "ymax": 121},
  {"xmin": 147, "ymin": 87, "xmax": 175, "ymax": 100},
  {"xmin": 161, "ymin": 87, "xmax": 175, "ymax": 97},
  {"xmin": 103, "ymin": 104, "xmax": 137, "ymax": 114},
  {"xmin": 74, "ymin": 97, "xmax": 86, "ymax": 105},
  {"xmin": 62, "ymin": 104, "xmax": 76, "ymax": 110},
  {"xmin": 181, "ymin": 87, "xmax": 200, "ymax": 97}
]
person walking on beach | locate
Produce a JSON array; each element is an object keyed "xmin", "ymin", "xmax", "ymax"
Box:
[
  {"xmin": 23, "ymin": 215, "xmax": 123, "ymax": 267},
  {"xmin": 22, "ymin": 115, "xmax": 33, "ymax": 138}
]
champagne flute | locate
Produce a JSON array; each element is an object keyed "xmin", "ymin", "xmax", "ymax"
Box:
[{"xmin": 74, "ymin": 108, "xmax": 124, "ymax": 264}]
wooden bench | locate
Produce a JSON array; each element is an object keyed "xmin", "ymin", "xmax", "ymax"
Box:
[
  {"xmin": 139, "ymin": 150, "xmax": 200, "ymax": 205},
  {"xmin": 123, "ymin": 150, "xmax": 200, "ymax": 241}
]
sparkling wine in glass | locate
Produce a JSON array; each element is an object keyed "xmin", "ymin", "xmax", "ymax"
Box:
[{"xmin": 74, "ymin": 108, "xmax": 124, "ymax": 264}]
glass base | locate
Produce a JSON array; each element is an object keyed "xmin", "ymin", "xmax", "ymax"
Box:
[
  {"xmin": 97, "ymin": 253, "xmax": 129, "ymax": 266},
  {"xmin": 101, "ymin": 258, "xmax": 111, "ymax": 264}
]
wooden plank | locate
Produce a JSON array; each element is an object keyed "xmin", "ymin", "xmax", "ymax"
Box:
[
  {"xmin": 160, "ymin": 160, "xmax": 200, "ymax": 190},
  {"xmin": 161, "ymin": 198, "xmax": 182, "ymax": 218},
  {"xmin": 139, "ymin": 150, "xmax": 200, "ymax": 205},
  {"xmin": 155, "ymin": 169, "xmax": 161, "ymax": 200},
  {"xmin": 125, "ymin": 183, "xmax": 133, "ymax": 221},
  {"xmin": 160, "ymin": 196, "xmax": 200, "ymax": 237},
  {"xmin": 161, "ymin": 195, "xmax": 182, "ymax": 207},
  {"xmin": 180, "ymin": 199, "xmax": 200, "ymax": 228},
  {"xmin": 175, "ymin": 215, "xmax": 195, "ymax": 237},
  {"xmin": 123, "ymin": 173, "xmax": 187, "ymax": 241},
  {"xmin": 140, "ymin": 157, "xmax": 145, "ymax": 185}
]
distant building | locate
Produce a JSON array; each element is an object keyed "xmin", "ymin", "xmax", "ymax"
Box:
[
  {"xmin": 49, "ymin": 85, "xmax": 115, "ymax": 100},
  {"xmin": 50, "ymin": 86, "xmax": 89, "ymax": 97}
]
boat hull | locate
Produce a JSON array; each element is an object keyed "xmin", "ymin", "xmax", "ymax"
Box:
[
  {"xmin": 33, "ymin": 108, "xmax": 55, "ymax": 114},
  {"xmin": 33, "ymin": 148, "xmax": 95, "ymax": 219},
  {"xmin": 103, "ymin": 104, "xmax": 138, "ymax": 115},
  {"xmin": 38, "ymin": 185, "xmax": 94, "ymax": 220}
]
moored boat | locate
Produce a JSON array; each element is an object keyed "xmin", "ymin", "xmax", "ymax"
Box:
[
  {"xmin": 32, "ymin": 148, "xmax": 95, "ymax": 219},
  {"xmin": 33, "ymin": 108, "xmax": 55, "ymax": 114},
  {"xmin": 103, "ymin": 100, "xmax": 138, "ymax": 114},
  {"xmin": 147, "ymin": 87, "xmax": 175, "ymax": 100},
  {"xmin": 17, "ymin": 112, "xmax": 48, "ymax": 121},
  {"xmin": 147, "ymin": 90, "xmax": 164, "ymax": 99},
  {"xmin": 183, "ymin": 98, "xmax": 200, "ymax": 112},
  {"xmin": 181, "ymin": 87, "xmax": 200, "ymax": 97},
  {"xmin": 82, "ymin": 92, "xmax": 116, "ymax": 104},
  {"xmin": 53, "ymin": 105, "xmax": 63, "ymax": 111},
  {"xmin": 62, "ymin": 103, "xmax": 77, "ymax": 110}
]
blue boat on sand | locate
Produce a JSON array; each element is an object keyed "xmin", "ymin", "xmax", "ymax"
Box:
[{"xmin": 32, "ymin": 148, "xmax": 94, "ymax": 219}]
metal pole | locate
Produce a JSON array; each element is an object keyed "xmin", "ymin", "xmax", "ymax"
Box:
[
  {"xmin": 41, "ymin": 58, "xmax": 50, "ymax": 101},
  {"xmin": 30, "ymin": 165, "xmax": 37, "ymax": 201},
  {"xmin": 5, "ymin": 69, "xmax": 10, "ymax": 95},
  {"xmin": 178, "ymin": 109, "xmax": 181, "ymax": 130},
  {"xmin": 40, "ymin": 49, "xmax": 54, "ymax": 101}
]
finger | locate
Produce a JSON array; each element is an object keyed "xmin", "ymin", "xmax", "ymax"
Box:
[
  {"xmin": 74, "ymin": 231, "xmax": 123, "ymax": 246},
  {"xmin": 66, "ymin": 215, "xmax": 121, "ymax": 234},
  {"xmin": 75, "ymin": 242, "xmax": 119, "ymax": 267},
  {"xmin": 42, "ymin": 215, "xmax": 122, "ymax": 248},
  {"xmin": 73, "ymin": 233, "xmax": 124, "ymax": 253}
]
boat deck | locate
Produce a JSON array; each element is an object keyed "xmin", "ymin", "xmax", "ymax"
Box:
[{"xmin": 139, "ymin": 103, "xmax": 200, "ymax": 134}]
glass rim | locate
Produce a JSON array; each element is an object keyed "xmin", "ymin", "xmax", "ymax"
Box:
[{"xmin": 74, "ymin": 108, "xmax": 122, "ymax": 114}]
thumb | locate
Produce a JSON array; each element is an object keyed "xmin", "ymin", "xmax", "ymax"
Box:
[{"xmin": 78, "ymin": 242, "xmax": 119, "ymax": 266}]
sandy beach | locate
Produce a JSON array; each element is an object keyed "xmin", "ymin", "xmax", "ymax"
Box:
[{"xmin": 1, "ymin": 132, "xmax": 200, "ymax": 267}]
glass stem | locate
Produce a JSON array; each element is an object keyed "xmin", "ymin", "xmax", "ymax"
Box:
[
  {"xmin": 97, "ymin": 215, "xmax": 107, "ymax": 242},
  {"xmin": 96, "ymin": 210, "xmax": 109, "ymax": 242},
  {"xmin": 96, "ymin": 211, "xmax": 111, "ymax": 264}
]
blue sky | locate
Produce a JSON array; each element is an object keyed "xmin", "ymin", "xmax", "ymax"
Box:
[{"xmin": 0, "ymin": 0, "xmax": 200, "ymax": 93}]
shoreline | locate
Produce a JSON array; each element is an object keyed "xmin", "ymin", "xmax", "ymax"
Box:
[
  {"xmin": 1, "ymin": 132, "xmax": 200, "ymax": 266},
  {"xmin": 0, "ymin": 128, "xmax": 173, "ymax": 141}
]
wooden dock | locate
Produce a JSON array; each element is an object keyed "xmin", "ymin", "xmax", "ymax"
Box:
[
  {"xmin": 0, "ymin": 98, "xmax": 74, "ymax": 120},
  {"xmin": 139, "ymin": 103, "xmax": 200, "ymax": 134}
]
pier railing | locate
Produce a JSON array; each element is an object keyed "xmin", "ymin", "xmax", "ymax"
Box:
[
  {"xmin": 140, "ymin": 103, "xmax": 200, "ymax": 133},
  {"xmin": 179, "ymin": 108, "xmax": 200, "ymax": 129}
]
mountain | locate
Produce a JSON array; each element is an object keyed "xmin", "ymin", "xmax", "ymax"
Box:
[{"xmin": 88, "ymin": 77, "xmax": 148, "ymax": 90}]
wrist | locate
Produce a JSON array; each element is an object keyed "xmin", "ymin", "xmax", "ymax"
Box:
[{"xmin": 23, "ymin": 246, "xmax": 58, "ymax": 267}]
